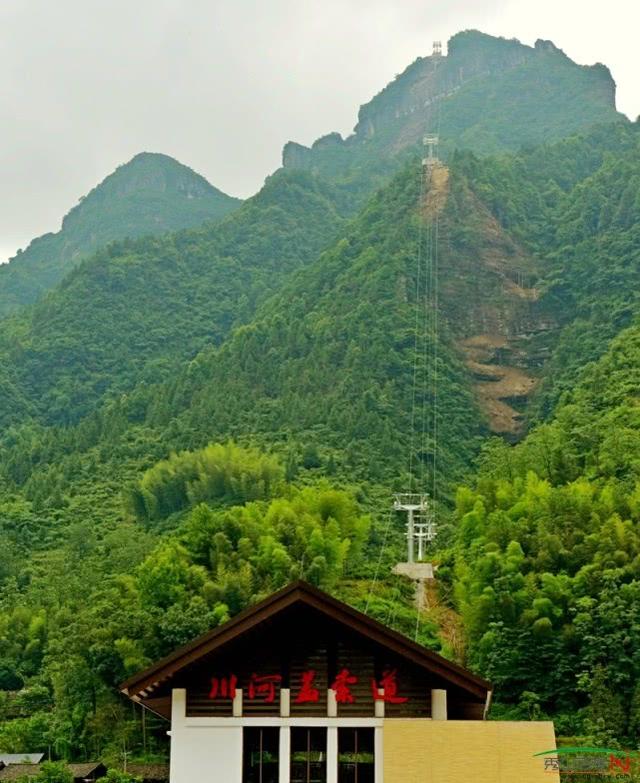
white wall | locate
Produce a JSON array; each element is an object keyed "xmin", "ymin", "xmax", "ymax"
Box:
[
  {"xmin": 170, "ymin": 689, "xmax": 243, "ymax": 783},
  {"xmin": 170, "ymin": 724, "xmax": 243, "ymax": 783},
  {"xmin": 169, "ymin": 688, "xmax": 385, "ymax": 783}
]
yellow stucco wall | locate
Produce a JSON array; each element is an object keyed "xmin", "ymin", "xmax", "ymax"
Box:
[{"xmin": 383, "ymin": 720, "xmax": 559, "ymax": 783}]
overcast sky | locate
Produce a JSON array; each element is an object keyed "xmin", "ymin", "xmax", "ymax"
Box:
[{"xmin": 1, "ymin": 0, "xmax": 638, "ymax": 264}]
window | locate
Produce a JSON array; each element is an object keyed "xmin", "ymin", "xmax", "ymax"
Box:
[
  {"xmin": 291, "ymin": 727, "xmax": 326, "ymax": 783},
  {"xmin": 243, "ymin": 727, "xmax": 279, "ymax": 783},
  {"xmin": 338, "ymin": 728, "xmax": 374, "ymax": 783}
]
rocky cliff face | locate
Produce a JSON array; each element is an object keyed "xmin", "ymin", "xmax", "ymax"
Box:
[
  {"xmin": 282, "ymin": 141, "xmax": 315, "ymax": 170},
  {"xmin": 354, "ymin": 31, "xmax": 532, "ymax": 142},
  {"xmin": 282, "ymin": 30, "xmax": 621, "ymax": 177}
]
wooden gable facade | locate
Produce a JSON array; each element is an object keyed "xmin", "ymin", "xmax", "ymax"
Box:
[{"xmin": 121, "ymin": 581, "xmax": 490, "ymax": 721}]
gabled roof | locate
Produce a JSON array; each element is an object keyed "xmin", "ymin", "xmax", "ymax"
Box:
[
  {"xmin": 67, "ymin": 762, "xmax": 106, "ymax": 778},
  {"xmin": 0, "ymin": 765, "xmax": 38, "ymax": 781},
  {"xmin": 0, "ymin": 762, "xmax": 105, "ymax": 782},
  {"xmin": 0, "ymin": 765, "xmax": 43, "ymax": 782},
  {"xmin": 0, "ymin": 756, "xmax": 43, "ymax": 766},
  {"xmin": 120, "ymin": 580, "xmax": 490, "ymax": 707},
  {"xmin": 126, "ymin": 764, "xmax": 169, "ymax": 782}
]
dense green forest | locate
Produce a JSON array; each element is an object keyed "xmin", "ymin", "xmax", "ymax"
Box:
[
  {"xmin": 1, "ymin": 29, "xmax": 640, "ymax": 773},
  {"xmin": 0, "ymin": 169, "xmax": 345, "ymax": 427},
  {"xmin": 452, "ymin": 318, "xmax": 640, "ymax": 742},
  {"xmin": 0, "ymin": 153, "xmax": 241, "ymax": 320}
]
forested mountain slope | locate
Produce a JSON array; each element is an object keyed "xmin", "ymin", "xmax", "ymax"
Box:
[
  {"xmin": 2, "ymin": 123, "xmax": 639, "ymax": 541},
  {"xmin": 1, "ymin": 31, "xmax": 628, "ymax": 436},
  {"xmin": 452, "ymin": 316, "xmax": 640, "ymax": 740},
  {"xmin": 0, "ymin": 153, "xmax": 241, "ymax": 319},
  {"xmin": 140, "ymin": 122, "xmax": 640, "ymax": 472},
  {"xmin": 0, "ymin": 170, "xmax": 345, "ymax": 427},
  {"xmin": 1, "ymin": 29, "xmax": 639, "ymax": 767},
  {"xmin": 0, "ymin": 145, "xmax": 562, "ymax": 531},
  {"xmin": 0, "ymin": 160, "xmax": 486, "ymax": 548},
  {"xmin": 144, "ymin": 157, "xmax": 535, "ymax": 479}
]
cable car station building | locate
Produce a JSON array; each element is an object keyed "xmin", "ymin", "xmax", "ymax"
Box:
[{"xmin": 121, "ymin": 581, "xmax": 558, "ymax": 783}]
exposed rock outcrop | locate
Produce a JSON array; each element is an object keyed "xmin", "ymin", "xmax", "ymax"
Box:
[{"xmin": 282, "ymin": 30, "xmax": 621, "ymax": 177}]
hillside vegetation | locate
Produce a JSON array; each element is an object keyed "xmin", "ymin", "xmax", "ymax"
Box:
[
  {"xmin": 0, "ymin": 170, "xmax": 345, "ymax": 427},
  {"xmin": 0, "ymin": 29, "xmax": 639, "ymax": 767},
  {"xmin": 0, "ymin": 153, "xmax": 241, "ymax": 319},
  {"xmin": 452, "ymin": 319, "xmax": 640, "ymax": 741}
]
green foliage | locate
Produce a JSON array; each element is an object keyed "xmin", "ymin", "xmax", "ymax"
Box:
[
  {"xmin": 454, "ymin": 314, "xmax": 640, "ymax": 741},
  {"xmin": 0, "ymin": 153, "xmax": 241, "ymax": 319},
  {"xmin": 125, "ymin": 442, "xmax": 283, "ymax": 523},
  {"xmin": 0, "ymin": 450, "xmax": 370, "ymax": 759},
  {"xmin": 24, "ymin": 762, "xmax": 73, "ymax": 783},
  {"xmin": 585, "ymin": 666, "xmax": 628, "ymax": 745},
  {"xmin": 104, "ymin": 771, "xmax": 141, "ymax": 783},
  {"xmin": 441, "ymin": 33, "xmax": 622, "ymax": 154},
  {"xmin": 143, "ymin": 160, "xmax": 484, "ymax": 494},
  {"xmin": 0, "ymin": 168, "xmax": 344, "ymax": 428}
]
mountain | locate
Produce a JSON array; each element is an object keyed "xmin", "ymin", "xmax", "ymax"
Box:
[
  {"xmin": 283, "ymin": 30, "xmax": 624, "ymax": 199},
  {"xmin": 0, "ymin": 169, "xmax": 344, "ymax": 428},
  {"xmin": 0, "ymin": 30, "xmax": 639, "ymax": 764},
  {"xmin": 5, "ymin": 121, "xmax": 638, "ymax": 533},
  {"xmin": 453, "ymin": 314, "xmax": 640, "ymax": 738},
  {"xmin": 0, "ymin": 30, "xmax": 630, "ymax": 433},
  {"xmin": 0, "ymin": 152, "xmax": 241, "ymax": 319},
  {"xmin": 0, "ymin": 32, "xmax": 629, "ymax": 436}
]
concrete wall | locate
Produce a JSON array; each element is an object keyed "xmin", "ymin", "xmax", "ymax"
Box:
[
  {"xmin": 169, "ymin": 688, "xmax": 384, "ymax": 783},
  {"xmin": 383, "ymin": 720, "xmax": 559, "ymax": 783},
  {"xmin": 170, "ymin": 724, "xmax": 242, "ymax": 783},
  {"xmin": 170, "ymin": 690, "xmax": 242, "ymax": 783}
]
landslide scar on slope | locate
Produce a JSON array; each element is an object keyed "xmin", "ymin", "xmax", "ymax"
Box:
[
  {"xmin": 459, "ymin": 334, "xmax": 537, "ymax": 436},
  {"xmin": 427, "ymin": 175, "xmax": 550, "ymax": 438},
  {"xmin": 422, "ymin": 163, "xmax": 450, "ymax": 219}
]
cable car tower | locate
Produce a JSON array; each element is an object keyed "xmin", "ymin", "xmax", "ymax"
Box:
[
  {"xmin": 422, "ymin": 134, "xmax": 439, "ymax": 174},
  {"xmin": 394, "ymin": 493, "xmax": 437, "ymax": 564}
]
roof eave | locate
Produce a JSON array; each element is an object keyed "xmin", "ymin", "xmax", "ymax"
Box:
[{"xmin": 120, "ymin": 580, "xmax": 491, "ymax": 700}]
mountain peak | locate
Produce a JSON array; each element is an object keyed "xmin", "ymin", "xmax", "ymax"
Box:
[
  {"xmin": 62, "ymin": 152, "xmax": 231, "ymax": 231},
  {"xmin": 0, "ymin": 153, "xmax": 241, "ymax": 318},
  {"xmin": 283, "ymin": 30, "xmax": 623, "ymax": 181}
]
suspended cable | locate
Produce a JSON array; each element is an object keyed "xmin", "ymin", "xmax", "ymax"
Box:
[
  {"xmin": 408, "ymin": 164, "xmax": 427, "ymax": 488},
  {"xmin": 370, "ymin": 48, "xmax": 446, "ymax": 635},
  {"xmin": 364, "ymin": 507, "xmax": 394, "ymax": 615},
  {"xmin": 419, "ymin": 215, "xmax": 432, "ymax": 492},
  {"xmin": 432, "ymin": 215, "xmax": 439, "ymax": 509}
]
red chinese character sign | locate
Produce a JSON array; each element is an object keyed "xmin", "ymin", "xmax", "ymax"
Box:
[
  {"xmin": 610, "ymin": 755, "xmax": 631, "ymax": 774},
  {"xmin": 371, "ymin": 669, "xmax": 408, "ymax": 704},
  {"xmin": 206, "ymin": 669, "xmax": 410, "ymax": 707},
  {"xmin": 209, "ymin": 675, "xmax": 237, "ymax": 700},
  {"xmin": 331, "ymin": 668, "xmax": 358, "ymax": 704},
  {"xmin": 294, "ymin": 670, "xmax": 320, "ymax": 704},
  {"xmin": 248, "ymin": 673, "xmax": 282, "ymax": 704}
]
